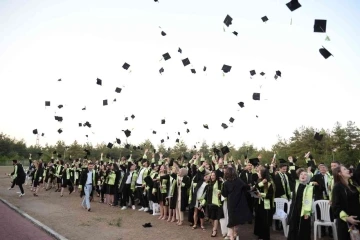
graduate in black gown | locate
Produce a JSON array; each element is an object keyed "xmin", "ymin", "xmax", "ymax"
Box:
[{"xmin": 287, "ymin": 168, "xmax": 313, "ymax": 240}]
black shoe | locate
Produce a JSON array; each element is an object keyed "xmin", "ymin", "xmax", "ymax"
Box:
[{"xmin": 149, "ymin": 210, "xmax": 153, "ymax": 214}]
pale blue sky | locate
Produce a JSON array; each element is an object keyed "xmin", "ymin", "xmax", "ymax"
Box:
[{"xmin": 0, "ymin": 0, "xmax": 359, "ymax": 150}]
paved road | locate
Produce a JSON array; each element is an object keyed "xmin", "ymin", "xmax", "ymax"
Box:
[{"xmin": 0, "ymin": 200, "xmax": 54, "ymax": 240}]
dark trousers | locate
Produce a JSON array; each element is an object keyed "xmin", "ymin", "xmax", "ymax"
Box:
[
  {"xmin": 100, "ymin": 184, "xmax": 107, "ymax": 201},
  {"xmin": 10, "ymin": 181, "xmax": 15, "ymax": 188},
  {"xmin": 135, "ymin": 184, "xmax": 147, "ymax": 207},
  {"xmin": 18, "ymin": 184, "xmax": 24, "ymax": 194},
  {"xmin": 121, "ymin": 184, "xmax": 134, "ymax": 207},
  {"xmin": 113, "ymin": 185, "xmax": 120, "ymax": 206}
]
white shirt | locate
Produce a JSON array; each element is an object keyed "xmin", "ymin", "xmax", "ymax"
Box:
[
  {"xmin": 136, "ymin": 168, "xmax": 146, "ymax": 184},
  {"xmin": 126, "ymin": 171, "xmax": 133, "ymax": 184},
  {"xmin": 86, "ymin": 171, "xmax": 93, "ymax": 185}
]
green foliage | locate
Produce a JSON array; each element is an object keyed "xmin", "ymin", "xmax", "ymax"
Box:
[{"xmin": 0, "ymin": 121, "xmax": 359, "ymax": 167}]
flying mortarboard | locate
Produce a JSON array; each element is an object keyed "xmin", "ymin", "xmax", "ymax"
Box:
[
  {"xmin": 58, "ymin": 79, "xmax": 61, "ymax": 81},
  {"xmin": 159, "ymin": 67, "xmax": 164, "ymax": 74},
  {"xmin": 123, "ymin": 129, "xmax": 131, "ymax": 138},
  {"xmin": 286, "ymin": 0, "xmax": 302, "ymax": 12},
  {"xmin": 250, "ymin": 70, "xmax": 256, "ymax": 76},
  {"xmin": 176, "ymin": 138, "xmax": 179, "ymax": 143},
  {"xmin": 177, "ymin": 132, "xmax": 180, "ymax": 135},
  {"xmin": 58, "ymin": 128, "xmax": 63, "ymax": 134},
  {"xmin": 238, "ymin": 102, "xmax": 244, "ymax": 108},
  {"xmin": 221, "ymin": 146, "xmax": 230, "ymax": 155},
  {"xmin": 122, "ymin": 62, "xmax": 130, "ymax": 70},
  {"xmin": 233, "ymin": 31, "xmax": 238, "ymax": 36},
  {"xmin": 79, "ymin": 123, "xmax": 82, "ymax": 127},
  {"xmin": 222, "ymin": 65, "xmax": 231, "ymax": 73},
  {"xmin": 161, "ymin": 31, "xmax": 166, "ymax": 36},
  {"xmin": 152, "ymin": 131, "xmax": 157, "ymax": 134},
  {"xmin": 182, "ymin": 58, "xmax": 190, "ymax": 67},
  {"xmin": 314, "ymin": 19, "xmax": 327, "ymax": 33},
  {"xmin": 249, "ymin": 158, "xmax": 259, "ymax": 166},
  {"xmin": 178, "ymin": 48, "xmax": 182, "ymax": 53},
  {"xmin": 124, "ymin": 117, "xmax": 128, "ymax": 121},
  {"xmin": 103, "ymin": 100, "xmax": 108, "ymax": 106},
  {"xmin": 224, "ymin": 15, "xmax": 233, "ymax": 27},
  {"xmin": 107, "ymin": 142, "xmax": 113, "ymax": 149},
  {"xmin": 319, "ymin": 46, "xmax": 333, "ymax": 59},
  {"xmin": 33, "ymin": 129, "xmax": 38, "ymax": 135},
  {"xmin": 186, "ymin": 129, "xmax": 190, "ymax": 133},
  {"xmin": 41, "ymin": 133, "xmax": 44, "ymax": 136},
  {"xmin": 58, "ymin": 105, "xmax": 63, "ymax": 109},
  {"xmin": 96, "ymin": 78, "xmax": 102, "ymax": 86},
  {"xmin": 213, "ymin": 148, "xmax": 221, "ymax": 156},
  {"xmin": 161, "ymin": 119, "xmax": 165, "ymax": 124},
  {"xmin": 82, "ymin": 107, "xmax": 86, "ymax": 110},
  {"xmin": 314, "ymin": 132, "xmax": 324, "ymax": 141},
  {"xmin": 162, "ymin": 53, "xmax": 171, "ymax": 61},
  {"xmin": 253, "ymin": 93, "xmax": 260, "ymax": 100},
  {"xmin": 125, "ymin": 144, "xmax": 130, "ymax": 149},
  {"xmin": 191, "ymin": 69, "xmax": 196, "ymax": 74},
  {"xmin": 276, "ymin": 70, "xmax": 282, "ymax": 77},
  {"xmin": 184, "ymin": 121, "xmax": 188, "ymax": 125},
  {"xmin": 260, "ymin": 72, "xmax": 265, "ymax": 76},
  {"xmin": 116, "ymin": 138, "xmax": 121, "ymax": 144},
  {"xmin": 203, "ymin": 66, "xmax": 206, "ymax": 71},
  {"xmin": 261, "ymin": 16, "xmax": 269, "ymax": 22},
  {"xmin": 55, "ymin": 116, "xmax": 63, "ymax": 122},
  {"xmin": 161, "ymin": 139, "xmax": 164, "ymax": 143},
  {"xmin": 131, "ymin": 114, "xmax": 135, "ymax": 119},
  {"xmin": 229, "ymin": 117, "xmax": 235, "ymax": 123},
  {"xmin": 279, "ymin": 159, "xmax": 287, "ymax": 164},
  {"xmin": 203, "ymin": 124, "xmax": 209, "ymax": 129},
  {"xmin": 45, "ymin": 101, "xmax": 50, "ymax": 107},
  {"xmin": 307, "ymin": 160, "xmax": 315, "ymax": 167},
  {"xmin": 115, "ymin": 87, "xmax": 122, "ymax": 93},
  {"xmin": 221, "ymin": 123, "xmax": 228, "ymax": 129}
]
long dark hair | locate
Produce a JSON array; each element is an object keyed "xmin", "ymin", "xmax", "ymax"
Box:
[
  {"xmin": 333, "ymin": 165, "xmax": 352, "ymax": 191},
  {"xmin": 224, "ymin": 166, "xmax": 237, "ymax": 181}
]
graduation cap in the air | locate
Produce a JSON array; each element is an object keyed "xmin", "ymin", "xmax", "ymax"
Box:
[
  {"xmin": 82, "ymin": 107, "xmax": 86, "ymax": 110},
  {"xmin": 292, "ymin": 157, "xmax": 298, "ymax": 163},
  {"xmin": 159, "ymin": 67, "xmax": 164, "ymax": 74},
  {"xmin": 314, "ymin": 19, "xmax": 327, "ymax": 33},
  {"xmin": 107, "ymin": 142, "xmax": 113, "ymax": 149},
  {"xmin": 286, "ymin": 0, "xmax": 302, "ymax": 12},
  {"xmin": 233, "ymin": 31, "xmax": 238, "ymax": 36},
  {"xmin": 279, "ymin": 159, "xmax": 288, "ymax": 165},
  {"xmin": 131, "ymin": 114, "xmax": 135, "ymax": 119},
  {"xmin": 96, "ymin": 78, "xmax": 102, "ymax": 86},
  {"xmin": 41, "ymin": 133, "xmax": 44, "ymax": 137},
  {"xmin": 213, "ymin": 148, "xmax": 221, "ymax": 157},
  {"xmin": 161, "ymin": 31, "xmax": 166, "ymax": 36},
  {"xmin": 55, "ymin": 116, "xmax": 63, "ymax": 122},
  {"xmin": 161, "ymin": 139, "xmax": 164, "ymax": 143},
  {"xmin": 167, "ymin": 136, "xmax": 169, "ymax": 139},
  {"xmin": 162, "ymin": 53, "xmax": 171, "ymax": 61},
  {"xmin": 314, "ymin": 132, "xmax": 324, "ymax": 141},
  {"xmin": 222, "ymin": 65, "xmax": 231, "ymax": 73},
  {"xmin": 182, "ymin": 58, "xmax": 190, "ymax": 67},
  {"xmin": 276, "ymin": 71, "xmax": 282, "ymax": 77},
  {"xmin": 177, "ymin": 132, "xmax": 180, "ymax": 136},
  {"xmin": 78, "ymin": 123, "xmax": 82, "ymax": 127},
  {"xmin": 161, "ymin": 119, "xmax": 165, "ymax": 124},
  {"xmin": 260, "ymin": 72, "xmax": 265, "ymax": 76},
  {"xmin": 58, "ymin": 79, "xmax": 61, "ymax": 81},
  {"xmin": 307, "ymin": 160, "xmax": 315, "ymax": 167},
  {"xmin": 221, "ymin": 123, "xmax": 228, "ymax": 129},
  {"xmin": 113, "ymin": 98, "xmax": 116, "ymax": 102},
  {"xmin": 203, "ymin": 66, "xmax": 207, "ymax": 71},
  {"xmin": 33, "ymin": 129, "xmax": 38, "ymax": 135},
  {"xmin": 261, "ymin": 16, "xmax": 269, "ymax": 22},
  {"xmin": 84, "ymin": 121, "xmax": 91, "ymax": 128},
  {"xmin": 123, "ymin": 129, "xmax": 131, "ymax": 138},
  {"xmin": 253, "ymin": 93, "xmax": 260, "ymax": 100},
  {"xmin": 238, "ymin": 102, "xmax": 244, "ymax": 108},
  {"xmin": 58, "ymin": 128, "xmax": 63, "ymax": 134},
  {"xmin": 191, "ymin": 69, "xmax": 196, "ymax": 74},
  {"xmin": 221, "ymin": 146, "xmax": 230, "ymax": 155},
  {"xmin": 58, "ymin": 105, "xmax": 63, "ymax": 109},
  {"xmin": 224, "ymin": 15, "xmax": 233, "ymax": 27},
  {"xmin": 184, "ymin": 121, "xmax": 188, "ymax": 125},
  {"xmin": 152, "ymin": 131, "xmax": 157, "ymax": 134},
  {"xmin": 178, "ymin": 48, "xmax": 182, "ymax": 54},
  {"xmin": 103, "ymin": 100, "xmax": 108, "ymax": 106},
  {"xmin": 122, "ymin": 62, "xmax": 130, "ymax": 70},
  {"xmin": 319, "ymin": 46, "xmax": 333, "ymax": 59},
  {"xmin": 115, "ymin": 87, "xmax": 122, "ymax": 93},
  {"xmin": 229, "ymin": 117, "xmax": 235, "ymax": 123},
  {"xmin": 203, "ymin": 124, "xmax": 209, "ymax": 129},
  {"xmin": 176, "ymin": 138, "xmax": 179, "ymax": 143},
  {"xmin": 116, "ymin": 138, "xmax": 121, "ymax": 144},
  {"xmin": 125, "ymin": 144, "xmax": 130, "ymax": 149},
  {"xmin": 249, "ymin": 158, "xmax": 260, "ymax": 167},
  {"xmin": 186, "ymin": 129, "xmax": 190, "ymax": 133},
  {"xmin": 45, "ymin": 101, "xmax": 50, "ymax": 107},
  {"xmin": 124, "ymin": 117, "xmax": 128, "ymax": 121},
  {"xmin": 250, "ymin": 70, "xmax": 256, "ymax": 76}
]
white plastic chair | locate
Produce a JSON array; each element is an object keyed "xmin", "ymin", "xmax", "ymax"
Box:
[
  {"xmin": 313, "ymin": 200, "xmax": 338, "ymax": 240},
  {"xmin": 272, "ymin": 198, "xmax": 290, "ymax": 237},
  {"xmin": 152, "ymin": 203, "xmax": 160, "ymax": 216}
]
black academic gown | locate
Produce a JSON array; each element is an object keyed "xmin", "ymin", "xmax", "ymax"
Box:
[
  {"xmin": 254, "ymin": 182, "xmax": 274, "ymax": 240},
  {"xmin": 287, "ymin": 184, "xmax": 311, "ymax": 240},
  {"xmin": 221, "ymin": 177, "xmax": 252, "ymax": 228},
  {"xmin": 172, "ymin": 175, "xmax": 190, "ymax": 211},
  {"xmin": 12, "ymin": 163, "xmax": 26, "ymax": 185}
]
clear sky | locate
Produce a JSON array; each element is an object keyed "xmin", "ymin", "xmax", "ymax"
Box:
[{"xmin": 0, "ymin": 0, "xmax": 359, "ymax": 150}]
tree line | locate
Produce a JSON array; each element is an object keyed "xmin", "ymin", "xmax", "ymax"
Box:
[{"xmin": 1, "ymin": 121, "xmax": 359, "ymax": 168}]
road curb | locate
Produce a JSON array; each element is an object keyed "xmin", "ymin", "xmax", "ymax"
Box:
[{"xmin": 0, "ymin": 198, "xmax": 68, "ymax": 240}]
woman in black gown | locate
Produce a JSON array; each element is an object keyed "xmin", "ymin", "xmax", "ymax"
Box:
[
  {"xmin": 287, "ymin": 168, "xmax": 313, "ymax": 240},
  {"xmin": 332, "ymin": 165, "xmax": 360, "ymax": 240}
]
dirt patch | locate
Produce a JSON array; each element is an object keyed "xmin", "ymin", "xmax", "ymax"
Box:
[{"xmin": 0, "ymin": 166, "xmax": 327, "ymax": 240}]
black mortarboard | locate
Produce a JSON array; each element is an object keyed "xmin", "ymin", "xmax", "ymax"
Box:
[
  {"xmin": 107, "ymin": 142, "xmax": 113, "ymax": 149},
  {"xmin": 161, "ymin": 139, "xmax": 164, "ymax": 143},
  {"xmin": 319, "ymin": 46, "xmax": 333, "ymax": 59},
  {"xmin": 163, "ymin": 52, "xmax": 171, "ymax": 61},
  {"xmin": 221, "ymin": 123, "xmax": 228, "ymax": 129},
  {"xmin": 253, "ymin": 93, "xmax": 260, "ymax": 100},
  {"xmin": 184, "ymin": 121, "xmax": 188, "ymax": 125},
  {"xmin": 103, "ymin": 100, "xmax": 108, "ymax": 106},
  {"xmin": 58, "ymin": 79, "xmax": 61, "ymax": 81},
  {"xmin": 314, "ymin": 132, "xmax": 324, "ymax": 141},
  {"xmin": 186, "ymin": 129, "xmax": 190, "ymax": 133},
  {"xmin": 124, "ymin": 129, "xmax": 131, "ymax": 137},
  {"xmin": 85, "ymin": 135, "xmax": 88, "ymax": 137},
  {"xmin": 233, "ymin": 31, "xmax": 238, "ymax": 36},
  {"xmin": 203, "ymin": 124, "xmax": 209, "ymax": 129},
  {"xmin": 159, "ymin": 67, "xmax": 164, "ymax": 74},
  {"xmin": 58, "ymin": 128, "xmax": 63, "ymax": 134},
  {"xmin": 274, "ymin": 75, "xmax": 278, "ymax": 80},
  {"xmin": 152, "ymin": 131, "xmax": 157, "ymax": 134},
  {"xmin": 96, "ymin": 78, "xmax": 102, "ymax": 86},
  {"xmin": 115, "ymin": 87, "xmax": 122, "ymax": 93},
  {"xmin": 203, "ymin": 66, "xmax": 206, "ymax": 71},
  {"xmin": 261, "ymin": 16, "xmax": 268, "ymax": 22},
  {"xmin": 133, "ymin": 146, "xmax": 137, "ymax": 151},
  {"xmin": 45, "ymin": 101, "xmax": 50, "ymax": 107},
  {"xmin": 293, "ymin": 157, "xmax": 298, "ymax": 163},
  {"xmin": 213, "ymin": 148, "xmax": 221, "ymax": 156},
  {"xmin": 249, "ymin": 158, "xmax": 259, "ymax": 166},
  {"xmin": 307, "ymin": 160, "xmax": 315, "ymax": 167},
  {"xmin": 176, "ymin": 138, "xmax": 179, "ymax": 143},
  {"xmin": 41, "ymin": 133, "xmax": 44, "ymax": 136},
  {"xmin": 221, "ymin": 146, "xmax": 230, "ymax": 155},
  {"xmin": 238, "ymin": 102, "xmax": 244, "ymax": 108},
  {"xmin": 178, "ymin": 48, "xmax": 182, "ymax": 53},
  {"xmin": 79, "ymin": 123, "xmax": 82, "ymax": 127},
  {"xmin": 161, "ymin": 31, "xmax": 166, "ymax": 36},
  {"xmin": 124, "ymin": 117, "xmax": 128, "ymax": 121},
  {"xmin": 222, "ymin": 65, "xmax": 231, "ymax": 73},
  {"xmin": 167, "ymin": 136, "xmax": 169, "ymax": 139},
  {"xmin": 286, "ymin": 0, "xmax": 302, "ymax": 12},
  {"xmin": 54, "ymin": 116, "xmax": 63, "ymax": 122},
  {"xmin": 82, "ymin": 107, "xmax": 86, "ymax": 110},
  {"xmin": 224, "ymin": 15, "xmax": 233, "ymax": 27},
  {"xmin": 279, "ymin": 159, "xmax": 287, "ymax": 164},
  {"xmin": 182, "ymin": 58, "xmax": 190, "ymax": 67},
  {"xmin": 131, "ymin": 114, "xmax": 135, "ymax": 119},
  {"xmin": 314, "ymin": 19, "xmax": 327, "ymax": 33},
  {"xmin": 116, "ymin": 138, "xmax": 121, "ymax": 144},
  {"xmin": 191, "ymin": 69, "xmax": 196, "ymax": 74},
  {"xmin": 276, "ymin": 70, "xmax": 281, "ymax": 77},
  {"xmin": 161, "ymin": 119, "xmax": 165, "ymax": 124},
  {"xmin": 84, "ymin": 121, "xmax": 91, "ymax": 128},
  {"xmin": 177, "ymin": 132, "xmax": 180, "ymax": 135},
  {"xmin": 122, "ymin": 62, "xmax": 130, "ymax": 70},
  {"xmin": 229, "ymin": 117, "xmax": 235, "ymax": 123},
  {"xmin": 260, "ymin": 72, "xmax": 265, "ymax": 76},
  {"xmin": 250, "ymin": 70, "xmax": 256, "ymax": 76},
  {"xmin": 58, "ymin": 105, "xmax": 63, "ymax": 109},
  {"xmin": 125, "ymin": 144, "xmax": 130, "ymax": 149},
  {"xmin": 33, "ymin": 129, "xmax": 38, "ymax": 134},
  {"xmin": 113, "ymin": 98, "xmax": 116, "ymax": 102}
]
